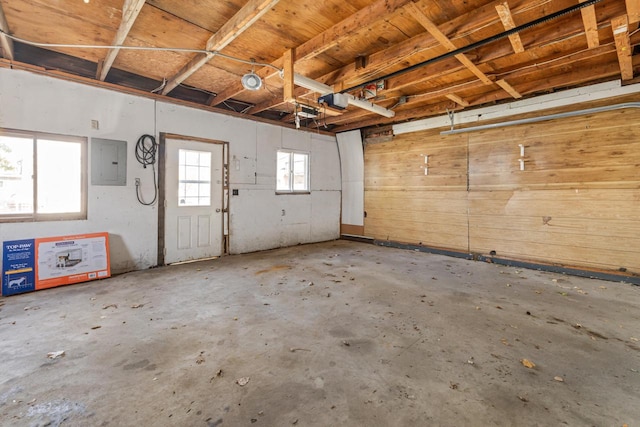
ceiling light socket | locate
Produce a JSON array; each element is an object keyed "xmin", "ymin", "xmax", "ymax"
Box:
[{"xmin": 241, "ymin": 73, "xmax": 262, "ymax": 91}]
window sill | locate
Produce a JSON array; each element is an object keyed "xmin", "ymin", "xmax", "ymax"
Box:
[{"xmin": 275, "ymin": 191, "xmax": 311, "ymax": 195}]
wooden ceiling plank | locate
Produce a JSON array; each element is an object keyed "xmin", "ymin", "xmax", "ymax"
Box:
[
  {"xmin": 495, "ymin": 79, "xmax": 522, "ymax": 98},
  {"xmin": 162, "ymin": 0, "xmax": 281, "ymax": 95},
  {"xmin": 407, "ymin": 2, "xmax": 493, "ymax": 85},
  {"xmin": 495, "ymin": 2, "xmax": 524, "ymax": 53},
  {"xmin": 626, "ymin": 0, "xmax": 640, "ymax": 24},
  {"xmin": 446, "ymin": 93, "xmax": 470, "ymax": 107},
  {"xmin": 296, "ymin": 0, "xmax": 415, "ymax": 60},
  {"xmin": 0, "ymin": 2, "xmax": 14, "ymax": 60},
  {"xmin": 611, "ymin": 14, "xmax": 634, "ymax": 80},
  {"xmin": 579, "ymin": 0, "xmax": 600, "ymax": 49},
  {"xmin": 97, "ymin": 0, "xmax": 146, "ymax": 81},
  {"xmin": 211, "ymin": 0, "xmax": 414, "ymax": 106}
]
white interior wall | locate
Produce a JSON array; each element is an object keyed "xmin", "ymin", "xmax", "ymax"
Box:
[{"xmin": 0, "ymin": 68, "xmax": 340, "ymax": 274}]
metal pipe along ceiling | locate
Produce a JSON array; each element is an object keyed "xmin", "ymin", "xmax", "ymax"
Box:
[
  {"xmin": 440, "ymin": 102, "xmax": 640, "ymax": 135},
  {"xmin": 339, "ymin": 0, "xmax": 605, "ymax": 94}
]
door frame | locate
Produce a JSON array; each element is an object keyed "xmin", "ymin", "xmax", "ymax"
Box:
[{"xmin": 157, "ymin": 133, "xmax": 229, "ymax": 266}]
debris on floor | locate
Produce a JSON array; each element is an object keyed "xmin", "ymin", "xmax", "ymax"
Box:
[
  {"xmin": 521, "ymin": 359, "xmax": 536, "ymax": 369},
  {"xmin": 289, "ymin": 347, "xmax": 311, "ymax": 352},
  {"xmin": 236, "ymin": 377, "xmax": 250, "ymax": 386},
  {"xmin": 131, "ymin": 304, "xmax": 144, "ymax": 309},
  {"xmin": 47, "ymin": 351, "xmax": 65, "ymax": 359},
  {"xmin": 102, "ymin": 304, "xmax": 117, "ymax": 310},
  {"xmin": 554, "ymin": 376, "xmax": 564, "ymax": 382}
]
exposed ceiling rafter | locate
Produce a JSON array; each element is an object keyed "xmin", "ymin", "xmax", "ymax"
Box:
[
  {"xmin": 495, "ymin": 2, "xmax": 525, "ymax": 53},
  {"xmin": 162, "ymin": 0, "xmax": 280, "ymax": 95},
  {"xmin": 0, "ymin": 2, "xmax": 14, "ymax": 60},
  {"xmin": 626, "ymin": 0, "xmax": 640, "ymax": 23},
  {"xmin": 210, "ymin": 0, "xmax": 415, "ymax": 106},
  {"xmin": 611, "ymin": 14, "xmax": 633, "ymax": 80},
  {"xmin": 579, "ymin": 0, "xmax": 600, "ymax": 48},
  {"xmin": 407, "ymin": 2, "xmax": 494, "ymax": 86},
  {"xmin": 97, "ymin": 0, "xmax": 146, "ymax": 81}
]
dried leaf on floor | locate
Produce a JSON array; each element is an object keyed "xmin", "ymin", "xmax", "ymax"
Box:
[
  {"xmin": 131, "ymin": 304, "xmax": 144, "ymax": 309},
  {"xmin": 521, "ymin": 359, "xmax": 536, "ymax": 369},
  {"xmin": 102, "ymin": 304, "xmax": 118, "ymax": 309},
  {"xmin": 554, "ymin": 376, "xmax": 564, "ymax": 382},
  {"xmin": 236, "ymin": 377, "xmax": 250, "ymax": 386},
  {"xmin": 91, "ymin": 326, "xmax": 101, "ymax": 330},
  {"xmin": 518, "ymin": 395, "xmax": 529, "ymax": 402}
]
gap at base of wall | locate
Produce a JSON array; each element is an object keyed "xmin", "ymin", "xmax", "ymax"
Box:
[
  {"xmin": 341, "ymin": 234, "xmax": 374, "ymax": 244},
  {"xmin": 371, "ymin": 239, "xmax": 640, "ymax": 286}
]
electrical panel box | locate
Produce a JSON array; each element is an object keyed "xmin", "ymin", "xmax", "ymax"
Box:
[{"xmin": 91, "ymin": 138, "xmax": 127, "ymax": 186}]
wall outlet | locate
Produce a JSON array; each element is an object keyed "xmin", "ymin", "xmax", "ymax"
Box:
[
  {"xmin": 91, "ymin": 119, "xmax": 99, "ymax": 130},
  {"xmin": 135, "ymin": 178, "xmax": 141, "ymax": 186}
]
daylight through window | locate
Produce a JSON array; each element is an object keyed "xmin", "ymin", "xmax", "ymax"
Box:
[
  {"xmin": 0, "ymin": 129, "xmax": 86, "ymax": 221},
  {"xmin": 178, "ymin": 149, "xmax": 211, "ymax": 206},
  {"xmin": 277, "ymin": 150, "xmax": 309, "ymax": 193}
]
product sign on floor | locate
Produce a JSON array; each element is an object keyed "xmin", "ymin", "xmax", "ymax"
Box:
[{"xmin": 2, "ymin": 232, "xmax": 110, "ymax": 296}]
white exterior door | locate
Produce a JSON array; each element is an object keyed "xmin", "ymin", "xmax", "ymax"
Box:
[{"xmin": 164, "ymin": 138, "xmax": 224, "ymax": 264}]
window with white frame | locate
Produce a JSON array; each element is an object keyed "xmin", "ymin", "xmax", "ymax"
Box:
[
  {"xmin": 178, "ymin": 149, "xmax": 211, "ymax": 206},
  {"xmin": 276, "ymin": 150, "xmax": 309, "ymax": 193},
  {"xmin": 0, "ymin": 129, "xmax": 86, "ymax": 221}
]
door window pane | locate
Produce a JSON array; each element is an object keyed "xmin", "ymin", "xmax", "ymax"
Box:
[{"xmin": 178, "ymin": 149, "xmax": 211, "ymax": 206}]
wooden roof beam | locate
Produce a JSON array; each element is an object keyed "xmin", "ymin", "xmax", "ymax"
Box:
[
  {"xmin": 97, "ymin": 0, "xmax": 146, "ymax": 81},
  {"xmin": 282, "ymin": 49, "xmax": 295, "ymax": 103},
  {"xmin": 626, "ymin": 0, "xmax": 640, "ymax": 24},
  {"xmin": 162, "ymin": 0, "xmax": 280, "ymax": 95},
  {"xmin": 210, "ymin": 0, "xmax": 415, "ymax": 106},
  {"xmin": 445, "ymin": 93, "xmax": 470, "ymax": 107},
  {"xmin": 407, "ymin": 2, "xmax": 493, "ymax": 86},
  {"xmin": 612, "ymin": 15, "xmax": 634, "ymax": 80},
  {"xmin": 495, "ymin": 2, "xmax": 524, "ymax": 53},
  {"xmin": 0, "ymin": 2, "xmax": 14, "ymax": 60},
  {"xmin": 495, "ymin": 79, "xmax": 522, "ymax": 98},
  {"xmin": 579, "ymin": 0, "xmax": 600, "ymax": 49}
]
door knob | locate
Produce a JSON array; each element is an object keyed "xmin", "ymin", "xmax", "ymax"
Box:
[{"xmin": 216, "ymin": 208, "xmax": 221, "ymax": 213}]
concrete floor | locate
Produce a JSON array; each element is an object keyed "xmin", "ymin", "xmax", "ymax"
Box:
[{"xmin": 0, "ymin": 240, "xmax": 639, "ymax": 426}]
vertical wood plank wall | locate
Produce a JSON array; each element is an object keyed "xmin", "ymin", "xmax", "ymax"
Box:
[{"xmin": 364, "ymin": 107, "xmax": 640, "ymax": 275}]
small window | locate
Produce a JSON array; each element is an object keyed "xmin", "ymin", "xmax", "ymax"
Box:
[
  {"xmin": 277, "ymin": 150, "xmax": 309, "ymax": 193},
  {"xmin": 0, "ymin": 129, "xmax": 86, "ymax": 222},
  {"xmin": 178, "ymin": 149, "xmax": 211, "ymax": 206}
]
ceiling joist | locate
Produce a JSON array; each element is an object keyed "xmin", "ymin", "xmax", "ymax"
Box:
[
  {"xmin": 611, "ymin": 14, "xmax": 634, "ymax": 80},
  {"xmin": 162, "ymin": 0, "xmax": 280, "ymax": 95},
  {"xmin": 283, "ymin": 49, "xmax": 295, "ymax": 103},
  {"xmin": 445, "ymin": 93, "xmax": 470, "ymax": 107},
  {"xmin": 626, "ymin": 0, "xmax": 640, "ymax": 24},
  {"xmin": 579, "ymin": 0, "xmax": 600, "ymax": 48},
  {"xmin": 210, "ymin": 0, "xmax": 414, "ymax": 106},
  {"xmin": 495, "ymin": 2, "xmax": 525, "ymax": 53},
  {"xmin": 97, "ymin": 0, "xmax": 146, "ymax": 81},
  {"xmin": 407, "ymin": 2, "xmax": 494, "ymax": 85},
  {"xmin": 0, "ymin": 2, "xmax": 14, "ymax": 60},
  {"xmin": 496, "ymin": 79, "xmax": 522, "ymax": 98}
]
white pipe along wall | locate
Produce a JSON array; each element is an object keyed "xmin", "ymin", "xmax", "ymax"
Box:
[{"xmin": 0, "ymin": 68, "xmax": 341, "ymax": 275}]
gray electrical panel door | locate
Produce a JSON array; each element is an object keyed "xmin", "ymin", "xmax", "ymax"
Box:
[{"xmin": 91, "ymin": 138, "xmax": 127, "ymax": 186}]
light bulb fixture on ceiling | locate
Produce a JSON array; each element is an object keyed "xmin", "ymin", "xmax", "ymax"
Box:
[{"xmin": 241, "ymin": 59, "xmax": 262, "ymax": 91}]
